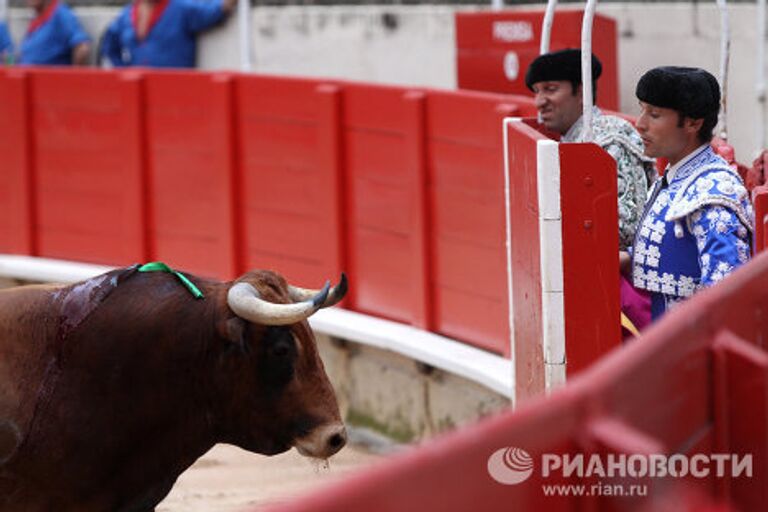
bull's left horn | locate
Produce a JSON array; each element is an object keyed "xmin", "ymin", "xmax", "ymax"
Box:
[
  {"xmin": 287, "ymin": 273, "xmax": 348, "ymax": 308},
  {"xmin": 227, "ymin": 281, "xmax": 330, "ymax": 326}
]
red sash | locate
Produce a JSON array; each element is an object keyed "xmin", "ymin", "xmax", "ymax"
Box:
[
  {"xmin": 131, "ymin": 0, "xmax": 170, "ymax": 41},
  {"xmin": 27, "ymin": 0, "xmax": 59, "ymax": 34}
]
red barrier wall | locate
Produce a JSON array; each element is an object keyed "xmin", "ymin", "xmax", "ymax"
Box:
[
  {"xmin": 506, "ymin": 121, "xmax": 546, "ymax": 396},
  {"xmin": 265, "ymin": 251, "xmax": 768, "ymax": 512},
  {"xmin": 144, "ymin": 72, "xmax": 238, "ymax": 279},
  {"xmin": 342, "ymin": 84, "xmax": 431, "ymax": 327},
  {"xmin": 234, "ymin": 75, "xmax": 345, "ymax": 289},
  {"xmin": 753, "ymin": 185, "xmax": 768, "ymax": 254},
  {"xmin": 1, "ymin": 67, "xmax": 625, "ymax": 397},
  {"xmin": 426, "ymin": 91, "xmax": 522, "ymax": 356},
  {"xmin": 29, "ymin": 69, "xmax": 146, "ymax": 265},
  {"xmin": 0, "ymin": 69, "xmax": 33, "ymax": 255},
  {"xmin": 559, "ymin": 144, "xmax": 621, "ymax": 374}
]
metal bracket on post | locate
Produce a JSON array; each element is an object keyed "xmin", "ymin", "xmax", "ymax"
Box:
[
  {"xmin": 581, "ymin": 0, "xmax": 598, "ymax": 143},
  {"xmin": 756, "ymin": 0, "xmax": 765, "ymax": 154},
  {"xmin": 238, "ymin": 0, "xmax": 253, "ymax": 72},
  {"xmin": 716, "ymin": 0, "xmax": 731, "ymax": 142},
  {"xmin": 540, "ymin": 0, "xmax": 559, "ymax": 55}
]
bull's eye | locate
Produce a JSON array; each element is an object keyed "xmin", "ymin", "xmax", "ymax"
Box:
[
  {"xmin": 257, "ymin": 326, "xmax": 297, "ymax": 387},
  {"xmin": 271, "ymin": 340, "xmax": 291, "ymax": 358}
]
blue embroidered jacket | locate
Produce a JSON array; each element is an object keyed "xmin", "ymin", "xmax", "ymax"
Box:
[{"xmin": 631, "ymin": 145, "xmax": 753, "ymax": 318}]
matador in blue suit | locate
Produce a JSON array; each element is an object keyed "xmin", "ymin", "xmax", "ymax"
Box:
[{"xmin": 627, "ymin": 66, "xmax": 753, "ymax": 320}]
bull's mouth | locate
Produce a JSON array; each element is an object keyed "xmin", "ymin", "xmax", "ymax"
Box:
[
  {"xmin": 240, "ymin": 436, "xmax": 292, "ymax": 456},
  {"xmin": 236, "ymin": 420, "xmax": 346, "ymax": 458}
]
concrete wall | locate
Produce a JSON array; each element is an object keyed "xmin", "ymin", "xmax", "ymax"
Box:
[
  {"xmin": 607, "ymin": 4, "xmax": 766, "ymax": 164},
  {"xmin": 317, "ymin": 334, "xmax": 510, "ymax": 443}
]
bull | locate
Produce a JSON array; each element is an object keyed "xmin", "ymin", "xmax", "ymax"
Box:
[{"xmin": 0, "ymin": 265, "xmax": 348, "ymax": 511}]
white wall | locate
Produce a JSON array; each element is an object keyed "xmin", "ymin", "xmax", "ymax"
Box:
[
  {"xmin": 603, "ymin": 3, "xmax": 766, "ymax": 162},
  {"xmin": 6, "ymin": 3, "xmax": 768, "ymax": 161}
]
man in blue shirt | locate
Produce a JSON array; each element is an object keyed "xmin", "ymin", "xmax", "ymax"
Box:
[
  {"xmin": 101, "ymin": 0, "xmax": 235, "ymax": 68},
  {"xmin": 621, "ymin": 67, "xmax": 753, "ymax": 320},
  {"xmin": 0, "ymin": 21, "xmax": 13, "ymax": 63},
  {"xmin": 19, "ymin": 0, "xmax": 91, "ymax": 65}
]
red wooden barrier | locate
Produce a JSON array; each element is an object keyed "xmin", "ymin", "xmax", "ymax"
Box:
[
  {"xmin": 234, "ymin": 75, "xmax": 345, "ymax": 288},
  {"xmin": 753, "ymin": 185, "xmax": 768, "ymax": 254},
  {"xmin": 0, "ymin": 69, "xmax": 33, "ymax": 255},
  {"xmin": 28, "ymin": 69, "xmax": 146, "ymax": 265},
  {"xmin": 425, "ymin": 91, "xmax": 522, "ymax": 356},
  {"xmin": 2, "ymin": 68, "xmax": 626, "ymax": 391},
  {"xmin": 143, "ymin": 71, "xmax": 238, "ymax": 279},
  {"xmin": 264, "ymin": 251, "xmax": 768, "ymax": 512},
  {"xmin": 504, "ymin": 121, "xmax": 620, "ymax": 397},
  {"xmin": 559, "ymin": 143, "xmax": 620, "ymax": 374},
  {"xmin": 342, "ymin": 84, "xmax": 431, "ymax": 327},
  {"xmin": 506, "ymin": 120, "xmax": 547, "ymax": 397}
]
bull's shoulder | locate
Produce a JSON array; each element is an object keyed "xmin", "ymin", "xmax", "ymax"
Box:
[
  {"xmin": 0, "ymin": 282, "xmax": 65, "ymax": 296},
  {"xmin": 0, "ymin": 283, "xmax": 65, "ymax": 460},
  {"xmin": 0, "ymin": 282, "xmax": 63, "ymax": 327}
]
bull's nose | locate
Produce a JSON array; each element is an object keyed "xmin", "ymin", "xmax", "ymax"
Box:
[
  {"xmin": 295, "ymin": 422, "xmax": 348, "ymax": 458},
  {"xmin": 327, "ymin": 426, "xmax": 347, "ymax": 454}
]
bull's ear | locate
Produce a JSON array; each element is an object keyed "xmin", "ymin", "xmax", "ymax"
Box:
[{"xmin": 218, "ymin": 317, "xmax": 249, "ymax": 353}]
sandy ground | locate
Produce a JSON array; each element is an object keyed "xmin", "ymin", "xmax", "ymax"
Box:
[{"xmin": 156, "ymin": 442, "xmax": 386, "ymax": 512}]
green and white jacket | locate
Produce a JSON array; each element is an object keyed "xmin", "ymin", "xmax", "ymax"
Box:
[{"xmin": 562, "ymin": 107, "xmax": 656, "ymax": 250}]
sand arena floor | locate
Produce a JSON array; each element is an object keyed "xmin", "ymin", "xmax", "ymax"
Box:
[{"xmin": 157, "ymin": 442, "xmax": 385, "ymax": 511}]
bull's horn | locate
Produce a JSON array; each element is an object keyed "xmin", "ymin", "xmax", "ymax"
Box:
[
  {"xmin": 287, "ymin": 273, "xmax": 348, "ymax": 308},
  {"xmin": 227, "ymin": 281, "xmax": 331, "ymax": 326}
]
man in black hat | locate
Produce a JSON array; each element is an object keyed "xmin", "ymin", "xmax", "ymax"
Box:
[
  {"xmin": 625, "ymin": 66, "xmax": 753, "ymax": 320},
  {"xmin": 526, "ymin": 49, "xmax": 653, "ymax": 250}
]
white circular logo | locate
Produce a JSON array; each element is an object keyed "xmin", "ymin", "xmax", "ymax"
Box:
[
  {"xmin": 487, "ymin": 447, "xmax": 534, "ymax": 485},
  {"xmin": 503, "ymin": 51, "xmax": 520, "ymax": 81}
]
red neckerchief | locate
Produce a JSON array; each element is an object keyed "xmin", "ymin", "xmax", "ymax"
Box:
[
  {"xmin": 131, "ymin": 0, "xmax": 170, "ymax": 41},
  {"xmin": 27, "ymin": 0, "xmax": 59, "ymax": 34}
]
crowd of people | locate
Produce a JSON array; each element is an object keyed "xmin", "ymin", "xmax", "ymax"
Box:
[{"xmin": 0, "ymin": 0, "xmax": 234, "ymax": 67}]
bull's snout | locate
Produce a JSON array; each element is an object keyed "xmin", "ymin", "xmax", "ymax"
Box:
[
  {"xmin": 326, "ymin": 425, "xmax": 347, "ymax": 453},
  {"xmin": 295, "ymin": 423, "xmax": 347, "ymax": 459}
]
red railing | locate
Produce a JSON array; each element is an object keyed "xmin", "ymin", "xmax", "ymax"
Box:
[
  {"xmin": 752, "ymin": 185, "xmax": 768, "ymax": 254},
  {"xmin": 263, "ymin": 249, "xmax": 768, "ymax": 512},
  {"xmin": 0, "ymin": 67, "xmax": 544, "ymax": 359}
]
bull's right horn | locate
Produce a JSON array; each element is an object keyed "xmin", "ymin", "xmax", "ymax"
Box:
[
  {"xmin": 227, "ymin": 281, "xmax": 330, "ymax": 326},
  {"xmin": 287, "ymin": 273, "xmax": 348, "ymax": 308}
]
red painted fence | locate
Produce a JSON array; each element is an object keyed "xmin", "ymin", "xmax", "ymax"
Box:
[
  {"xmin": 753, "ymin": 185, "xmax": 768, "ymax": 254},
  {"xmin": 0, "ymin": 67, "xmax": 624, "ymax": 386},
  {"xmin": 29, "ymin": 69, "xmax": 146, "ymax": 265},
  {"xmin": 264, "ymin": 249, "xmax": 768, "ymax": 511},
  {"xmin": 0, "ymin": 69, "xmax": 32, "ymax": 255},
  {"xmin": 144, "ymin": 71, "xmax": 239, "ymax": 279}
]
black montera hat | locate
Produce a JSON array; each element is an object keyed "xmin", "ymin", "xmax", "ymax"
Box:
[
  {"xmin": 635, "ymin": 66, "xmax": 721, "ymax": 119},
  {"xmin": 525, "ymin": 49, "xmax": 602, "ymax": 91}
]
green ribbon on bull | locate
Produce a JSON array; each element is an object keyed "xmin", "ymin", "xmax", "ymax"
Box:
[{"xmin": 137, "ymin": 262, "xmax": 204, "ymax": 299}]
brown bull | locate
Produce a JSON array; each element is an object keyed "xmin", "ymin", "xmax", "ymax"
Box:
[{"xmin": 0, "ymin": 265, "xmax": 348, "ymax": 511}]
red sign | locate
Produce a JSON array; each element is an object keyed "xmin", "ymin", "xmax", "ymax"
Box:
[{"xmin": 456, "ymin": 10, "xmax": 619, "ymax": 111}]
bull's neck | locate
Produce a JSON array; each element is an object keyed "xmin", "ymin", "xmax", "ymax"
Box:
[{"xmin": 7, "ymin": 276, "xmax": 223, "ymax": 509}]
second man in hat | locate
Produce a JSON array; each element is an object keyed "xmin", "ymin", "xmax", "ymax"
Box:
[{"xmin": 526, "ymin": 49, "xmax": 655, "ymax": 250}]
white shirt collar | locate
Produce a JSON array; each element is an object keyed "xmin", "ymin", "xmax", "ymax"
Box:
[{"xmin": 665, "ymin": 143, "xmax": 710, "ymax": 183}]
